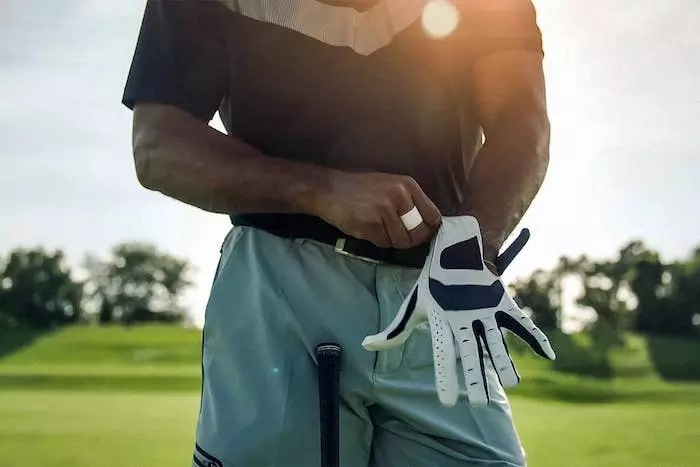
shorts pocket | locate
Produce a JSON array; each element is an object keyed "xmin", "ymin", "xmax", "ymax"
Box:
[{"xmin": 209, "ymin": 226, "xmax": 248, "ymax": 290}]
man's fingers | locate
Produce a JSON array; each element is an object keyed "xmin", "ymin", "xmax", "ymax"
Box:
[
  {"xmin": 479, "ymin": 317, "xmax": 520, "ymax": 388},
  {"xmin": 377, "ymin": 177, "xmax": 435, "ymax": 249},
  {"xmin": 404, "ymin": 178, "xmax": 442, "ymax": 228},
  {"xmin": 408, "ymin": 223, "xmax": 432, "ymax": 246},
  {"xmin": 384, "ymin": 206, "xmax": 414, "ymax": 249},
  {"xmin": 396, "ymin": 203, "xmax": 432, "ymax": 247}
]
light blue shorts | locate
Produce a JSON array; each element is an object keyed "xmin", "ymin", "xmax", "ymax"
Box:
[{"xmin": 193, "ymin": 226, "xmax": 526, "ymax": 467}]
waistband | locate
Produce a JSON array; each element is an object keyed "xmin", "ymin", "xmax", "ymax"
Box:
[{"xmin": 231, "ymin": 213, "xmax": 429, "ymax": 269}]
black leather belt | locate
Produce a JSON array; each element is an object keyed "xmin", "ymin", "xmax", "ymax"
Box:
[{"xmin": 232, "ymin": 213, "xmax": 430, "ymax": 269}]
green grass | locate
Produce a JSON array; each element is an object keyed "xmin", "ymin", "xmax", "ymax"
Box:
[
  {"xmin": 0, "ymin": 325, "xmax": 202, "ymax": 392},
  {"xmin": 0, "ymin": 364, "xmax": 200, "ymax": 391},
  {"xmin": 0, "ymin": 325, "xmax": 202, "ymax": 366},
  {"xmin": 0, "ymin": 391, "xmax": 199, "ymax": 467},
  {"xmin": 0, "ymin": 325, "xmax": 699, "ymax": 466},
  {"xmin": 514, "ymin": 398, "xmax": 700, "ymax": 467},
  {"xmin": 1, "ymin": 390, "xmax": 698, "ymax": 467}
]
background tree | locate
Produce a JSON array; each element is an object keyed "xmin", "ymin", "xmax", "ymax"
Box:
[
  {"xmin": 510, "ymin": 268, "xmax": 561, "ymax": 329},
  {"xmin": 620, "ymin": 242, "xmax": 665, "ymax": 333},
  {"xmin": 569, "ymin": 244, "xmax": 653, "ymax": 350},
  {"xmin": 84, "ymin": 242, "xmax": 193, "ymax": 325},
  {"xmin": 652, "ymin": 248, "xmax": 700, "ymax": 336},
  {"xmin": 0, "ymin": 248, "xmax": 84, "ymax": 329}
]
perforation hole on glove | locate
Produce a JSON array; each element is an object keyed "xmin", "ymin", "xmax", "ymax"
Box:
[{"xmin": 430, "ymin": 307, "xmax": 449, "ymax": 391}]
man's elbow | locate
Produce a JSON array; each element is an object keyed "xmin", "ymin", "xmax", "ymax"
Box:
[
  {"xmin": 132, "ymin": 137, "xmax": 157, "ymax": 190},
  {"xmin": 131, "ymin": 105, "xmax": 167, "ymax": 191}
]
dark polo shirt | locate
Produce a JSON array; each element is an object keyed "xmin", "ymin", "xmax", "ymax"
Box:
[{"xmin": 122, "ymin": 0, "xmax": 542, "ymax": 216}]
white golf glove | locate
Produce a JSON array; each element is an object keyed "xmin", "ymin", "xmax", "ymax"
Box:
[{"xmin": 362, "ymin": 216, "xmax": 556, "ymax": 407}]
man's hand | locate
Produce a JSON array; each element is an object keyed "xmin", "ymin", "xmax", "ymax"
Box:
[
  {"xmin": 312, "ymin": 172, "xmax": 442, "ymax": 249},
  {"xmin": 362, "ymin": 215, "xmax": 555, "ymax": 407}
]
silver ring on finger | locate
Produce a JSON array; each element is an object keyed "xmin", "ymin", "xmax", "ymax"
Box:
[{"xmin": 400, "ymin": 206, "xmax": 423, "ymax": 231}]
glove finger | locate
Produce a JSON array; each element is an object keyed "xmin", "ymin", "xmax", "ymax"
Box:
[
  {"xmin": 479, "ymin": 316, "xmax": 520, "ymax": 388},
  {"xmin": 496, "ymin": 302, "xmax": 556, "ymax": 360},
  {"xmin": 453, "ymin": 321, "xmax": 489, "ymax": 406},
  {"xmin": 426, "ymin": 306, "xmax": 458, "ymax": 407},
  {"xmin": 362, "ymin": 282, "xmax": 423, "ymax": 350}
]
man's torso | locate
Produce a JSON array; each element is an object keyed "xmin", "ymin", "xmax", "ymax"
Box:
[{"xmin": 212, "ymin": 0, "xmax": 483, "ymax": 213}]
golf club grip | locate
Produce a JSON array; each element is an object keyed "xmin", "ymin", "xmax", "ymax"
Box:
[{"xmin": 316, "ymin": 343, "xmax": 342, "ymax": 467}]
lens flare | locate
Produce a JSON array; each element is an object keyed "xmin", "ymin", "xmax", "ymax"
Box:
[{"xmin": 422, "ymin": 0, "xmax": 460, "ymax": 39}]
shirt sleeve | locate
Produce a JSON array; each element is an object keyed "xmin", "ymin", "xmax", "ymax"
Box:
[
  {"xmin": 121, "ymin": 0, "xmax": 228, "ymax": 122},
  {"xmin": 459, "ymin": 0, "xmax": 543, "ymax": 58}
]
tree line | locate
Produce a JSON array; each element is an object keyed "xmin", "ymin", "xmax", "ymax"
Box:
[
  {"xmin": 1, "ymin": 239, "xmax": 699, "ymax": 338},
  {"xmin": 510, "ymin": 240, "xmax": 700, "ymax": 341},
  {"xmin": 0, "ymin": 243, "xmax": 192, "ymax": 329}
]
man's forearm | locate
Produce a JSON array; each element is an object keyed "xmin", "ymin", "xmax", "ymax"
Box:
[
  {"xmin": 132, "ymin": 103, "xmax": 332, "ymax": 215},
  {"xmin": 459, "ymin": 113, "xmax": 550, "ymax": 261}
]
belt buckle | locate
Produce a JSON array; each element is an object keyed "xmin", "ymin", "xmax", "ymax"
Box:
[{"xmin": 334, "ymin": 238, "xmax": 382, "ymax": 264}]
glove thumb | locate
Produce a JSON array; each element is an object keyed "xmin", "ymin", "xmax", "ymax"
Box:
[{"xmin": 362, "ymin": 281, "xmax": 426, "ymax": 350}]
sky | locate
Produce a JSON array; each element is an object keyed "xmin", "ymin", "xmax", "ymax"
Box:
[{"xmin": 2, "ymin": 0, "xmax": 699, "ymax": 327}]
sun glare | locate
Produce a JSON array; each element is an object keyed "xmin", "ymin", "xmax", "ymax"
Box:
[{"xmin": 421, "ymin": 0, "xmax": 460, "ymax": 39}]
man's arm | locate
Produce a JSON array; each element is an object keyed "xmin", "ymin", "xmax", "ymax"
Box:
[
  {"xmin": 132, "ymin": 102, "xmax": 441, "ymax": 248},
  {"xmin": 457, "ymin": 3, "xmax": 550, "ymax": 262},
  {"xmin": 132, "ymin": 102, "xmax": 327, "ymax": 215}
]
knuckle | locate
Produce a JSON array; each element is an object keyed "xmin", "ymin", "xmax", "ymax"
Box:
[
  {"xmin": 377, "ymin": 198, "xmax": 396, "ymax": 212},
  {"xmin": 393, "ymin": 183, "xmax": 411, "ymax": 202},
  {"xmin": 399, "ymin": 174, "xmax": 417, "ymax": 186},
  {"xmin": 402, "ymin": 176, "xmax": 421, "ymax": 194},
  {"xmin": 369, "ymin": 191, "xmax": 392, "ymax": 207},
  {"xmin": 396, "ymin": 175, "xmax": 415, "ymax": 194}
]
